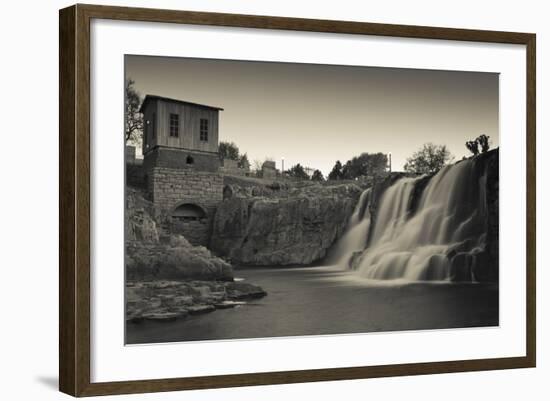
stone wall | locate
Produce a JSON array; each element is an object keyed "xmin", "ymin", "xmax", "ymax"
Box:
[
  {"xmin": 148, "ymin": 166, "xmax": 223, "ymax": 246},
  {"xmin": 144, "ymin": 146, "xmax": 220, "ymax": 173},
  {"xmin": 126, "ymin": 163, "xmax": 146, "ymax": 189},
  {"xmin": 125, "ymin": 145, "xmax": 136, "ymax": 164},
  {"xmin": 220, "ymin": 158, "xmax": 250, "ymax": 176}
]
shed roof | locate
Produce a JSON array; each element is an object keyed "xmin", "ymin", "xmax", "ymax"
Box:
[{"xmin": 139, "ymin": 95, "xmax": 224, "ymax": 113}]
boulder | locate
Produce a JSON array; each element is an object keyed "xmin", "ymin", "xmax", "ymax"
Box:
[
  {"xmin": 450, "ymin": 253, "xmax": 474, "ymax": 282},
  {"xmin": 471, "ymin": 250, "xmax": 493, "ymax": 282},
  {"xmin": 215, "ymin": 300, "xmax": 246, "ymax": 309},
  {"xmin": 126, "ymin": 235, "xmax": 234, "ymax": 281},
  {"xmin": 187, "ymin": 305, "xmax": 216, "ymax": 315},
  {"xmin": 225, "ymin": 282, "xmax": 268, "ymax": 300}
]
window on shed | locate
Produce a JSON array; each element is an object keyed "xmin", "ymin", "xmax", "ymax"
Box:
[
  {"xmin": 200, "ymin": 119, "xmax": 209, "ymax": 142},
  {"xmin": 169, "ymin": 113, "xmax": 179, "ymax": 137}
]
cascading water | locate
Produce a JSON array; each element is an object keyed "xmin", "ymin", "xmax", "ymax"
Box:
[
  {"xmin": 325, "ymin": 188, "xmax": 372, "ymax": 268},
  {"xmin": 332, "ymin": 157, "xmax": 491, "ymax": 282}
]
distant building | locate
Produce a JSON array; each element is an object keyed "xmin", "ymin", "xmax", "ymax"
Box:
[
  {"xmin": 261, "ymin": 160, "xmax": 277, "ymax": 179},
  {"xmin": 140, "ymin": 95, "xmax": 224, "ymax": 245}
]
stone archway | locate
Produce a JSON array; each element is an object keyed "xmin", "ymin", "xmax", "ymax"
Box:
[
  {"xmin": 170, "ymin": 203, "xmax": 209, "ymax": 246},
  {"xmin": 171, "ymin": 203, "xmax": 206, "ymax": 221}
]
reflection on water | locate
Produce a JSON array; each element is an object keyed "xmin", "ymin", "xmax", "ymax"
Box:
[{"xmin": 126, "ymin": 266, "xmax": 498, "ymax": 345}]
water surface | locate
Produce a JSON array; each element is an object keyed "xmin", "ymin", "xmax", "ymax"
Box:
[{"xmin": 126, "ymin": 266, "xmax": 498, "ymax": 344}]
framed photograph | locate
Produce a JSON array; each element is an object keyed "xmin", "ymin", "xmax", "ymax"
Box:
[{"xmin": 59, "ymin": 4, "xmax": 536, "ymax": 397}]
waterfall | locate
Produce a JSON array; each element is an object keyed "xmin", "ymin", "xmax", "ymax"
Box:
[
  {"xmin": 334, "ymin": 157, "xmax": 491, "ymax": 282},
  {"xmin": 325, "ymin": 188, "xmax": 372, "ymax": 268}
]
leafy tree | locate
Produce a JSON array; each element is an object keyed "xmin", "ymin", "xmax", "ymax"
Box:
[
  {"xmin": 238, "ymin": 153, "xmax": 250, "ymax": 170},
  {"xmin": 465, "ymin": 134, "xmax": 491, "ymax": 156},
  {"xmin": 287, "ymin": 163, "xmax": 309, "ymax": 180},
  {"xmin": 404, "ymin": 143, "xmax": 454, "ymax": 174},
  {"xmin": 476, "ymin": 134, "xmax": 491, "ymax": 153},
  {"xmin": 125, "ymin": 79, "xmax": 143, "ymax": 145},
  {"xmin": 342, "ymin": 159, "xmax": 355, "ymax": 178},
  {"xmin": 363, "ymin": 152, "xmax": 389, "ymax": 176},
  {"xmin": 219, "ymin": 142, "xmax": 253, "ymax": 172},
  {"xmin": 341, "ymin": 152, "xmax": 388, "ymax": 179},
  {"xmin": 311, "ymin": 169, "xmax": 325, "ymax": 182},
  {"xmin": 465, "ymin": 140, "xmax": 479, "ymax": 156},
  {"xmin": 328, "ymin": 160, "xmax": 344, "ymax": 180},
  {"xmin": 219, "ymin": 141, "xmax": 240, "ymax": 161}
]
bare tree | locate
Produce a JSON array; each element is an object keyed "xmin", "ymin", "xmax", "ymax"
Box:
[
  {"xmin": 125, "ymin": 79, "xmax": 143, "ymax": 145},
  {"xmin": 252, "ymin": 159, "xmax": 263, "ymax": 177}
]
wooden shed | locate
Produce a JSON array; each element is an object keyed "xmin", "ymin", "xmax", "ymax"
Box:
[{"xmin": 139, "ymin": 95, "xmax": 223, "ymax": 157}]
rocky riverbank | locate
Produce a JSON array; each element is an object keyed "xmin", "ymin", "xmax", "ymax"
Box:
[
  {"xmin": 126, "ymin": 279, "xmax": 267, "ymax": 323},
  {"xmin": 125, "ymin": 187, "xmax": 268, "ymax": 323},
  {"xmin": 126, "ymin": 188, "xmax": 234, "ymax": 281},
  {"xmin": 126, "ymin": 234, "xmax": 234, "ymax": 281}
]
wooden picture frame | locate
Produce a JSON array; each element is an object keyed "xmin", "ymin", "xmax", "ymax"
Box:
[{"xmin": 59, "ymin": 3, "xmax": 536, "ymax": 397}]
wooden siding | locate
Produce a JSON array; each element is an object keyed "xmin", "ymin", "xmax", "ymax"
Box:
[
  {"xmin": 141, "ymin": 100, "xmax": 158, "ymax": 155},
  {"xmin": 144, "ymin": 98, "xmax": 219, "ymax": 153}
]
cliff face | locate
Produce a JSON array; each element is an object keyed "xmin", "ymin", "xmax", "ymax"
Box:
[
  {"xmin": 126, "ymin": 188, "xmax": 160, "ymax": 243},
  {"xmin": 479, "ymin": 149, "xmax": 499, "ymax": 282},
  {"xmin": 210, "ymin": 183, "xmax": 362, "ymax": 266}
]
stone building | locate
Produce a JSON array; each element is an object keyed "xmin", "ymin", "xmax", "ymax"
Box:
[
  {"xmin": 261, "ymin": 160, "xmax": 277, "ymax": 179},
  {"xmin": 139, "ymin": 95, "xmax": 224, "ymax": 246}
]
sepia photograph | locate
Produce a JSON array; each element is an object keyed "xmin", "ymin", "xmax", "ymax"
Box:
[{"xmin": 124, "ymin": 55, "xmax": 499, "ymax": 345}]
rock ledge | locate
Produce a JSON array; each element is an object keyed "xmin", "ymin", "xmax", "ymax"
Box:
[{"xmin": 126, "ymin": 280, "xmax": 267, "ymax": 323}]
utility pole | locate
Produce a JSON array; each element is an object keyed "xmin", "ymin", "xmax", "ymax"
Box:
[
  {"xmin": 281, "ymin": 157, "xmax": 285, "ymax": 174},
  {"xmin": 388, "ymin": 152, "xmax": 392, "ymax": 172}
]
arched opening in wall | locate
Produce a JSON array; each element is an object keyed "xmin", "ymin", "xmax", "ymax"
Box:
[
  {"xmin": 186, "ymin": 155, "xmax": 194, "ymax": 165},
  {"xmin": 223, "ymin": 185, "xmax": 234, "ymax": 200},
  {"xmin": 172, "ymin": 203, "xmax": 206, "ymax": 222}
]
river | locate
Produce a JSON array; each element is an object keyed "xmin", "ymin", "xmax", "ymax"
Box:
[{"xmin": 126, "ymin": 265, "xmax": 498, "ymax": 345}]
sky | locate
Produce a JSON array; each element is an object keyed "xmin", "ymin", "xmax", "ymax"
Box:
[{"xmin": 126, "ymin": 55, "xmax": 499, "ymax": 176}]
